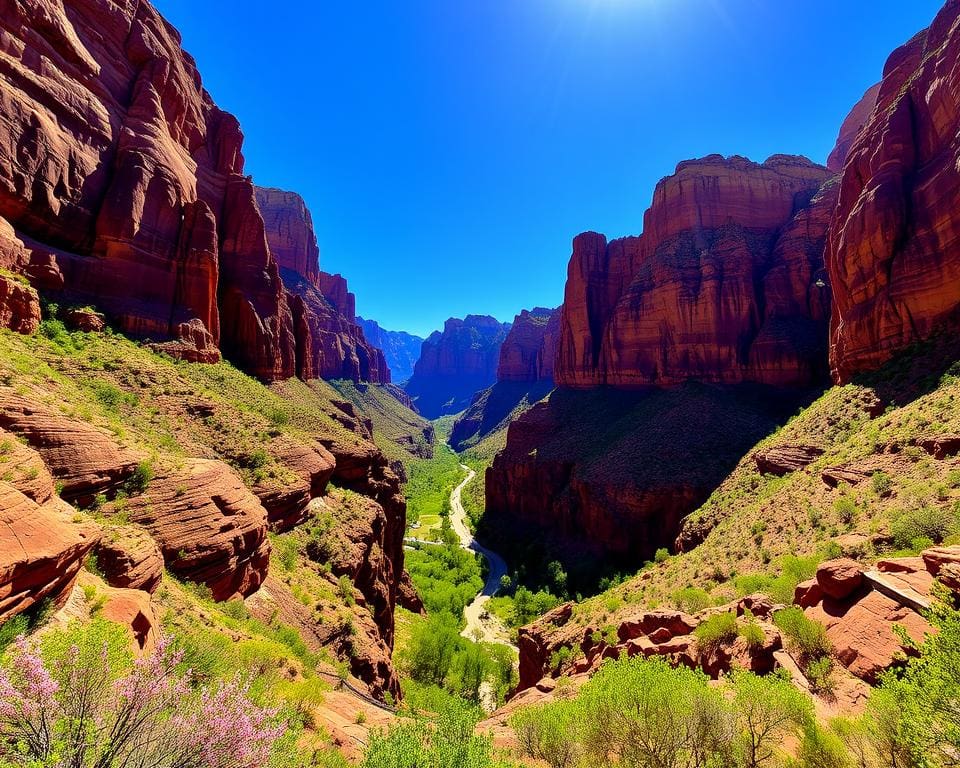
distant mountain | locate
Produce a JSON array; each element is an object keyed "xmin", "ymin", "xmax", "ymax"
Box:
[
  {"xmin": 403, "ymin": 315, "xmax": 512, "ymax": 419},
  {"xmin": 357, "ymin": 317, "xmax": 424, "ymax": 384}
]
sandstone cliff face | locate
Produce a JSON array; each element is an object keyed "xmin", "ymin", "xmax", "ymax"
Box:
[
  {"xmin": 497, "ymin": 307, "xmax": 561, "ymax": 383},
  {"xmin": 0, "ymin": 0, "xmax": 388, "ymax": 384},
  {"xmin": 254, "ymin": 187, "xmax": 390, "ymax": 384},
  {"xmin": 828, "ymin": 1, "xmax": 960, "ymax": 382},
  {"xmin": 827, "ymin": 83, "xmax": 881, "ymax": 172},
  {"xmin": 357, "ymin": 317, "xmax": 424, "ymax": 384},
  {"xmin": 404, "ymin": 315, "xmax": 512, "ymax": 418},
  {"xmin": 557, "ymin": 155, "xmax": 835, "ymax": 389}
]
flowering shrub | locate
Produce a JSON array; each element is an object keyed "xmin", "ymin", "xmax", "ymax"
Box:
[{"xmin": 0, "ymin": 619, "xmax": 286, "ymax": 767}]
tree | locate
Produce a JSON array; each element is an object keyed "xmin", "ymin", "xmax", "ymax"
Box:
[
  {"xmin": 576, "ymin": 656, "xmax": 734, "ymax": 768},
  {"xmin": 731, "ymin": 670, "xmax": 812, "ymax": 768},
  {"xmin": 403, "ymin": 613, "xmax": 462, "ymax": 687},
  {"xmin": 0, "ymin": 619, "xmax": 286, "ymax": 768},
  {"xmin": 511, "ymin": 700, "xmax": 582, "ymax": 768}
]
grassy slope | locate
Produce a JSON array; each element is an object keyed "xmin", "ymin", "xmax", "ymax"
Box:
[
  {"xmin": 0, "ymin": 323, "xmax": 408, "ymax": 760},
  {"xmin": 559, "ymin": 334, "xmax": 960, "ymax": 633},
  {"xmin": 325, "ymin": 380, "xmax": 434, "ymax": 465}
]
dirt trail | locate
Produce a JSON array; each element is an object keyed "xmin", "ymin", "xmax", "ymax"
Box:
[{"xmin": 449, "ymin": 464, "xmax": 514, "ymax": 648}]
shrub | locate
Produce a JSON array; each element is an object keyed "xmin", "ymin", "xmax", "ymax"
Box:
[
  {"xmin": 774, "ymin": 607, "xmax": 833, "ymax": 665},
  {"xmin": 872, "ymin": 471, "xmax": 893, "ymax": 497},
  {"xmin": 891, "ymin": 506, "xmax": 959, "ymax": 550},
  {"xmin": 695, "ymin": 612, "xmax": 738, "ymax": 654},
  {"xmin": 806, "ymin": 656, "xmax": 836, "ymax": 695},
  {"xmin": 125, "ymin": 460, "xmax": 154, "ymax": 495},
  {"xmin": 0, "ymin": 620, "xmax": 286, "ymax": 766},
  {"xmin": 834, "ymin": 494, "xmax": 858, "ymax": 526},
  {"xmin": 654, "ymin": 547, "xmax": 671, "ymax": 564},
  {"xmin": 739, "ymin": 620, "xmax": 766, "ymax": 650},
  {"xmin": 672, "ymin": 586, "xmax": 713, "ymax": 613}
]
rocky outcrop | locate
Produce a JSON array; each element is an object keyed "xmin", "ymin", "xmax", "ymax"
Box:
[
  {"xmin": 0, "ymin": 275, "xmax": 40, "ymax": 334},
  {"xmin": 516, "ymin": 597, "xmax": 782, "ymax": 695},
  {"xmin": 357, "ymin": 317, "xmax": 424, "ymax": 384},
  {"xmin": 123, "ymin": 459, "xmax": 271, "ymax": 601},
  {"xmin": 557, "ymin": 156, "xmax": 834, "ymax": 389},
  {"xmin": 828, "ymin": 2, "xmax": 960, "ymax": 381},
  {"xmin": 254, "ymin": 187, "xmax": 389, "ymax": 383},
  {"xmin": 94, "ymin": 526, "xmax": 164, "ymax": 595},
  {"xmin": 497, "ymin": 307, "xmax": 560, "ymax": 383},
  {"xmin": 0, "ymin": 389, "xmax": 142, "ymax": 506},
  {"xmin": 254, "ymin": 437, "xmax": 336, "ymax": 533},
  {"xmin": 796, "ymin": 557, "xmax": 938, "ymax": 684},
  {"xmin": 404, "ymin": 315, "xmax": 512, "ymax": 418},
  {"xmin": 0, "ymin": 432, "xmax": 100, "ymax": 622},
  {"xmin": 753, "ymin": 445, "xmax": 825, "ymax": 476}
]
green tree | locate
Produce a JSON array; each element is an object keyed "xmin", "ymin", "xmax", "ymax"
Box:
[
  {"xmin": 577, "ymin": 657, "xmax": 733, "ymax": 768},
  {"xmin": 404, "ymin": 613, "xmax": 462, "ymax": 687},
  {"xmin": 511, "ymin": 700, "xmax": 582, "ymax": 768},
  {"xmin": 732, "ymin": 670, "xmax": 812, "ymax": 768}
]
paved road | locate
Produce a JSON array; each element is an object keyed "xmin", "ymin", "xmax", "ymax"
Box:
[{"xmin": 449, "ymin": 464, "xmax": 514, "ymax": 648}]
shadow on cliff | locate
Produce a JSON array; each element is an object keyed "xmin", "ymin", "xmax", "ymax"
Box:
[
  {"xmin": 856, "ymin": 321, "xmax": 960, "ymax": 410},
  {"xmin": 449, "ymin": 380, "xmax": 555, "ymax": 452},
  {"xmin": 482, "ymin": 382, "xmax": 825, "ymax": 595}
]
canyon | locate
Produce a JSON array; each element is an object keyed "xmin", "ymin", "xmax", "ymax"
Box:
[
  {"xmin": 3, "ymin": 0, "xmax": 960, "ymax": 763},
  {"xmin": 403, "ymin": 314, "xmax": 512, "ymax": 419}
]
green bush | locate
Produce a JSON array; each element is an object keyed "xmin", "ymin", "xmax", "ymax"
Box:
[
  {"xmin": 738, "ymin": 620, "xmax": 766, "ymax": 650},
  {"xmin": 654, "ymin": 547, "xmax": 671, "ymax": 564},
  {"xmin": 695, "ymin": 612, "xmax": 738, "ymax": 654},
  {"xmin": 125, "ymin": 460, "xmax": 154, "ymax": 495},
  {"xmin": 672, "ymin": 586, "xmax": 713, "ymax": 613},
  {"xmin": 891, "ymin": 506, "xmax": 959, "ymax": 550},
  {"xmin": 774, "ymin": 607, "xmax": 832, "ymax": 665},
  {"xmin": 872, "ymin": 471, "xmax": 893, "ymax": 497}
]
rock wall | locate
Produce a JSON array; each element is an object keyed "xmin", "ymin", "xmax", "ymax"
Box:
[
  {"xmin": 828, "ymin": 0, "xmax": 960, "ymax": 382},
  {"xmin": 0, "ymin": 0, "xmax": 386, "ymax": 384},
  {"xmin": 497, "ymin": 307, "xmax": 560, "ymax": 383},
  {"xmin": 254, "ymin": 186, "xmax": 389, "ymax": 383},
  {"xmin": 404, "ymin": 315, "xmax": 512, "ymax": 418},
  {"xmin": 556, "ymin": 155, "xmax": 835, "ymax": 389}
]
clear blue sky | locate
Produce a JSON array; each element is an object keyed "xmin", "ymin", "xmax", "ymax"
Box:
[{"xmin": 153, "ymin": 0, "xmax": 942, "ymax": 338}]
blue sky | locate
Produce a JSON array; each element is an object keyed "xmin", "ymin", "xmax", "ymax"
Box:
[{"xmin": 153, "ymin": 0, "xmax": 942, "ymax": 338}]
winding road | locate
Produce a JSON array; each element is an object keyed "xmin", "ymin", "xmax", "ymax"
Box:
[{"xmin": 450, "ymin": 464, "xmax": 514, "ymax": 647}]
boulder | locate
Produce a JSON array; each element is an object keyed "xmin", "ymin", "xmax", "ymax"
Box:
[
  {"xmin": 64, "ymin": 308, "xmax": 106, "ymax": 333},
  {"xmin": 95, "ymin": 526, "xmax": 164, "ymax": 594},
  {"xmin": 922, "ymin": 546, "xmax": 960, "ymax": 576},
  {"xmin": 0, "ymin": 481, "xmax": 100, "ymax": 622},
  {"xmin": 753, "ymin": 445, "xmax": 824, "ymax": 476},
  {"xmin": 816, "ymin": 559, "xmax": 865, "ymax": 600},
  {"xmin": 805, "ymin": 590, "xmax": 930, "ymax": 684},
  {"xmin": 0, "ymin": 275, "xmax": 40, "ymax": 334}
]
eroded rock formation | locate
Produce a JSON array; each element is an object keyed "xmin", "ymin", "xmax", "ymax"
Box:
[
  {"xmin": 404, "ymin": 315, "xmax": 512, "ymax": 418},
  {"xmin": 497, "ymin": 307, "xmax": 560, "ymax": 383},
  {"xmin": 556, "ymin": 155, "xmax": 835, "ymax": 389},
  {"xmin": 828, "ymin": 1, "xmax": 960, "ymax": 381},
  {"xmin": 254, "ymin": 187, "xmax": 389, "ymax": 383}
]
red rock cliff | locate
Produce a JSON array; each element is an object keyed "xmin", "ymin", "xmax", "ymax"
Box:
[
  {"xmin": 497, "ymin": 307, "xmax": 561, "ymax": 383},
  {"xmin": 254, "ymin": 187, "xmax": 389, "ymax": 383},
  {"xmin": 404, "ymin": 315, "xmax": 512, "ymax": 418},
  {"xmin": 0, "ymin": 0, "xmax": 301, "ymax": 374},
  {"xmin": 828, "ymin": 1, "xmax": 960, "ymax": 382},
  {"xmin": 557, "ymin": 155, "xmax": 835, "ymax": 389}
]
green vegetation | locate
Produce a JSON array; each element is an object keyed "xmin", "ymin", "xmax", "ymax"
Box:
[
  {"xmin": 511, "ymin": 656, "xmax": 812, "ymax": 768},
  {"xmin": 405, "ymin": 443, "xmax": 462, "ymax": 534},
  {"xmin": 362, "ymin": 698, "xmax": 515, "ymax": 768},
  {"xmin": 694, "ymin": 611, "xmax": 738, "ymax": 654}
]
